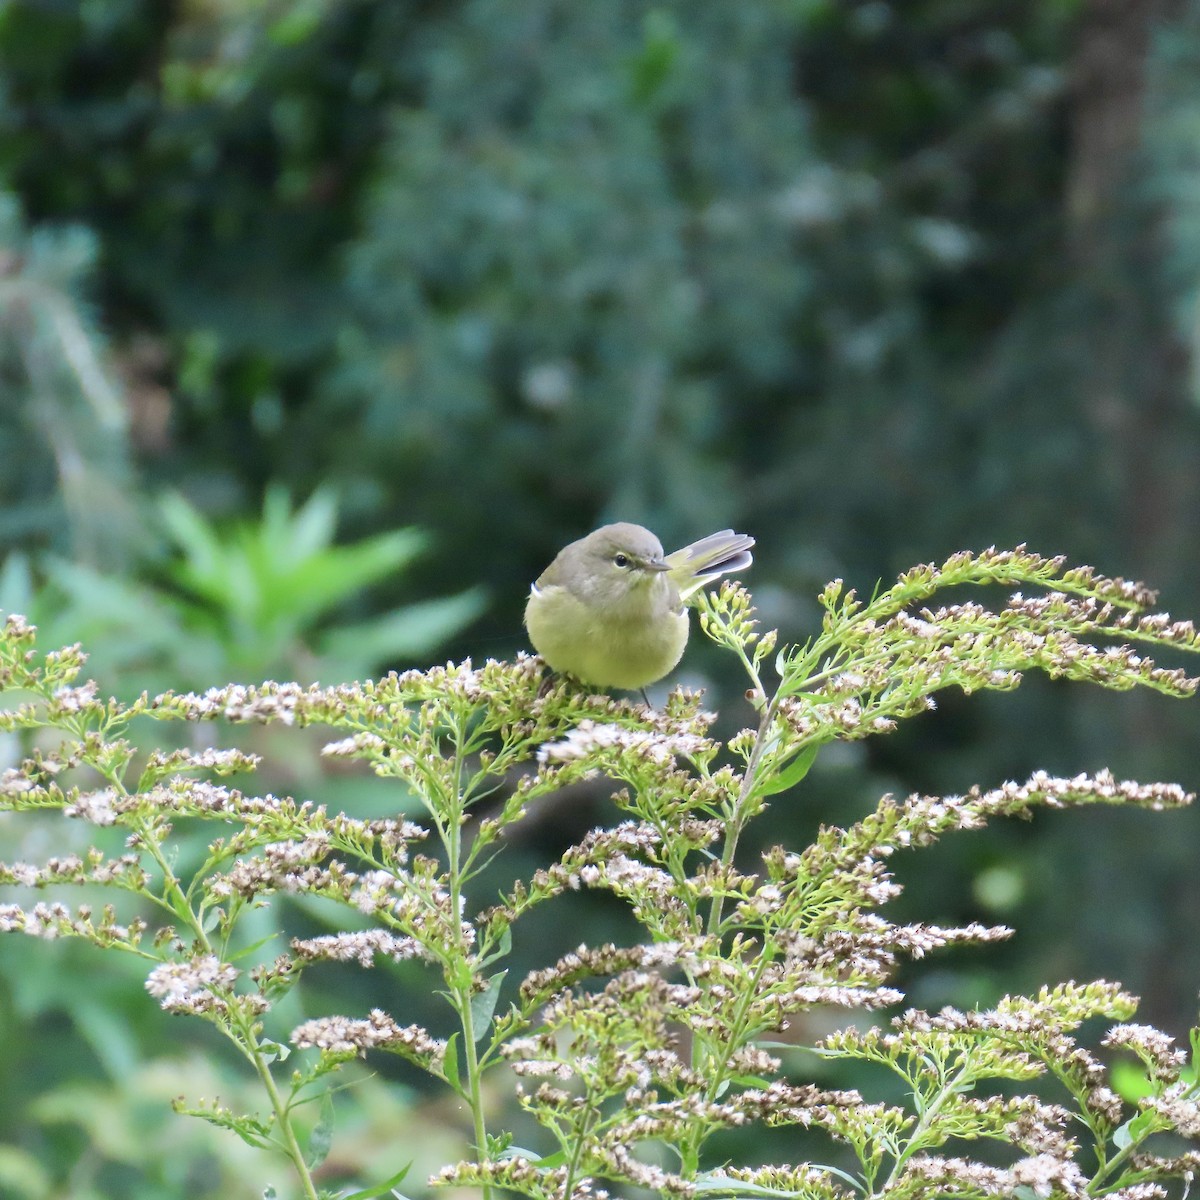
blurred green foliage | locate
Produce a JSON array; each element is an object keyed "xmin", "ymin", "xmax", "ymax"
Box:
[
  {"xmin": 0, "ymin": 488, "xmax": 484, "ymax": 694},
  {"xmin": 3, "ymin": 0, "xmax": 1200, "ymax": 1194}
]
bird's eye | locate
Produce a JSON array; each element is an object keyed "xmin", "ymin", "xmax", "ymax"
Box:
[{"xmin": 613, "ymin": 553, "xmax": 631, "ymax": 569}]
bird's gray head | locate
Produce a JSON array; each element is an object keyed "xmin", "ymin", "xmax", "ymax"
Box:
[{"xmin": 554, "ymin": 522, "xmax": 672, "ymax": 603}]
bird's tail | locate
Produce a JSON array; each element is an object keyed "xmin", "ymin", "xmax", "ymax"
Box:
[{"xmin": 666, "ymin": 530, "xmax": 755, "ymax": 601}]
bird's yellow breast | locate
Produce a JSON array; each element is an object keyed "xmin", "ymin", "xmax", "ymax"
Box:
[{"xmin": 524, "ymin": 582, "xmax": 689, "ymax": 690}]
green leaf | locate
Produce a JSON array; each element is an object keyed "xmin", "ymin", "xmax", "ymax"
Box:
[
  {"xmin": 258, "ymin": 1039, "xmax": 292, "ymax": 1064},
  {"xmin": 269, "ymin": 1, "xmax": 326, "ymax": 47},
  {"xmin": 305, "ymin": 1091, "xmax": 334, "ymax": 1169},
  {"xmin": 159, "ymin": 492, "xmax": 225, "ymax": 586},
  {"xmin": 498, "ymin": 1146, "xmax": 567, "ymax": 1168},
  {"xmin": 1113, "ymin": 1107, "xmax": 1158, "ymax": 1151},
  {"xmin": 757, "ymin": 742, "xmax": 820, "ymax": 797},
  {"xmin": 627, "ymin": 10, "xmax": 681, "ymax": 106},
  {"xmin": 479, "ymin": 924, "xmax": 513, "ymax": 970},
  {"xmin": 0, "ymin": 1142, "xmax": 52, "ymax": 1196},
  {"xmin": 470, "ymin": 971, "xmax": 507, "ymax": 1042},
  {"xmin": 693, "ymin": 1174, "xmax": 817, "ymax": 1198},
  {"xmin": 231, "ymin": 932, "xmax": 288, "ymax": 962},
  {"xmin": 696, "ymin": 1162, "xmax": 866, "ymax": 1196},
  {"xmin": 442, "ymin": 1032, "xmax": 460, "ymax": 1087},
  {"xmin": 0, "ymin": 552, "xmax": 35, "ymax": 617},
  {"xmin": 39, "ymin": 556, "xmax": 185, "ymax": 663},
  {"xmin": 160, "ymin": 489, "xmax": 433, "ymax": 652},
  {"xmin": 175, "ymin": 1102, "xmax": 273, "ymax": 1149},
  {"xmin": 1110, "ymin": 1058, "xmax": 1153, "ymax": 1101},
  {"xmin": 338, "ymin": 1161, "xmax": 413, "ymax": 1200},
  {"xmin": 274, "ymin": 485, "xmax": 337, "ymax": 560},
  {"xmin": 1112, "ymin": 1118, "xmax": 1134, "ymax": 1151},
  {"xmin": 316, "ymin": 587, "xmax": 487, "ymax": 671}
]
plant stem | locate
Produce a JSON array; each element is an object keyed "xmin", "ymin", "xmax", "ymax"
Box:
[
  {"xmin": 872, "ymin": 1063, "xmax": 969, "ymax": 1197},
  {"xmin": 561, "ymin": 1096, "xmax": 600, "ymax": 1200},
  {"xmin": 245, "ymin": 1027, "xmax": 321, "ymax": 1200},
  {"xmin": 444, "ymin": 716, "xmax": 493, "ymax": 1200},
  {"xmin": 705, "ymin": 686, "xmax": 781, "ymax": 937},
  {"xmin": 96, "ymin": 748, "xmax": 322, "ymax": 1199}
]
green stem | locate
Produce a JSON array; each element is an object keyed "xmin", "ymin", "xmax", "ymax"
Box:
[
  {"xmin": 443, "ymin": 717, "xmax": 493, "ymax": 1199},
  {"xmin": 679, "ymin": 947, "xmax": 777, "ymax": 1174},
  {"xmin": 94, "ymin": 734, "xmax": 324, "ymax": 1200},
  {"xmin": 240, "ymin": 1021, "xmax": 321, "ymax": 1200},
  {"xmin": 703, "ymin": 948, "xmax": 774, "ymax": 1103},
  {"xmin": 705, "ymin": 686, "xmax": 781, "ymax": 937},
  {"xmin": 561, "ymin": 1094, "xmax": 601, "ymax": 1200},
  {"xmin": 872, "ymin": 1062, "xmax": 969, "ymax": 1197},
  {"xmin": 1087, "ymin": 1137, "xmax": 1142, "ymax": 1194},
  {"xmin": 101, "ymin": 764, "xmax": 214, "ymax": 949},
  {"xmin": 683, "ymin": 619, "xmax": 786, "ymax": 1173}
]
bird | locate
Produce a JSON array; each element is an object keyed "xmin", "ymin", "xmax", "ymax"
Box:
[{"xmin": 524, "ymin": 522, "xmax": 755, "ymax": 691}]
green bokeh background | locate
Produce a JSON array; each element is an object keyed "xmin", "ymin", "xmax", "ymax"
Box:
[{"xmin": 3, "ymin": 1, "xmax": 1200, "ymax": 1195}]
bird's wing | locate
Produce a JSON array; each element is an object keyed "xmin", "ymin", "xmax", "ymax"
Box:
[{"xmin": 666, "ymin": 530, "xmax": 755, "ymax": 601}]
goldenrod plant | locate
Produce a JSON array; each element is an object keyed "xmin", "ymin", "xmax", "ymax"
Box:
[{"xmin": 2, "ymin": 548, "xmax": 1199, "ymax": 1199}]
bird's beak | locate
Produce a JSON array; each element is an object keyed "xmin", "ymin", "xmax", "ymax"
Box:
[{"xmin": 644, "ymin": 559, "xmax": 671, "ymax": 572}]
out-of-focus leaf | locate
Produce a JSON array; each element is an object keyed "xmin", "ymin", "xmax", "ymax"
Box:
[
  {"xmin": 305, "ymin": 1092, "xmax": 334, "ymax": 1169},
  {"xmin": 317, "ymin": 588, "xmax": 487, "ymax": 674},
  {"xmin": 469, "ymin": 971, "xmax": 507, "ymax": 1043},
  {"xmin": 0, "ymin": 552, "xmax": 35, "ymax": 616},
  {"xmin": 160, "ymin": 490, "xmax": 430, "ymax": 638},
  {"xmin": 0, "ymin": 1144, "xmax": 51, "ymax": 1198},
  {"xmin": 158, "ymin": 492, "xmax": 227, "ymax": 594},
  {"xmin": 340, "ymin": 1160, "xmax": 413, "ymax": 1200}
]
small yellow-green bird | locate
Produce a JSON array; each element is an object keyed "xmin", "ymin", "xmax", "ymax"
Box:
[{"xmin": 524, "ymin": 523, "xmax": 755, "ymax": 690}]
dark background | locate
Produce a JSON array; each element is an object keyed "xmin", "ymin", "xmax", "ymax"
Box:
[{"xmin": 2, "ymin": 2, "xmax": 1200, "ymax": 1196}]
